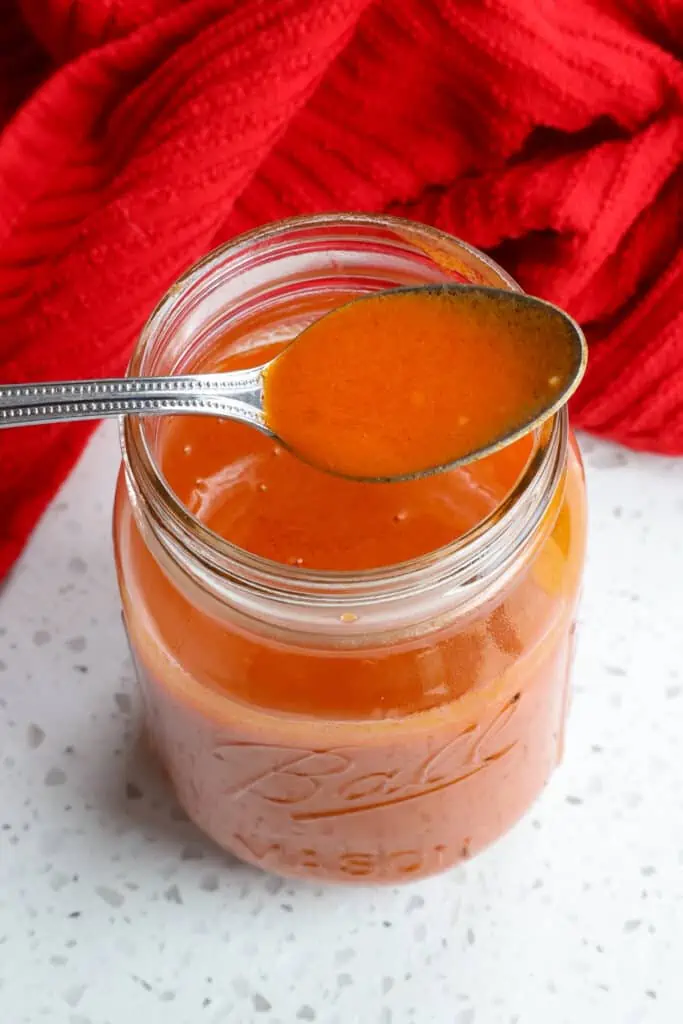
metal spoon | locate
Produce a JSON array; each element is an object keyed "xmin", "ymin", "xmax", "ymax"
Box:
[{"xmin": 0, "ymin": 285, "xmax": 587, "ymax": 481}]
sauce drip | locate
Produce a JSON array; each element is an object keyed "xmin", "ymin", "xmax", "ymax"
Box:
[{"xmin": 263, "ymin": 288, "xmax": 578, "ymax": 480}]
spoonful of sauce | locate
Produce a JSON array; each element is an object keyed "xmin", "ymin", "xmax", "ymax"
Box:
[{"xmin": 0, "ymin": 285, "xmax": 586, "ymax": 481}]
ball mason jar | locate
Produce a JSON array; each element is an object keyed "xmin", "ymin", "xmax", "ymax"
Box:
[{"xmin": 113, "ymin": 214, "xmax": 587, "ymax": 884}]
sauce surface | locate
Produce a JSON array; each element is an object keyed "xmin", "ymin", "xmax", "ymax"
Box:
[
  {"xmin": 160, "ymin": 336, "xmax": 533, "ymax": 572},
  {"xmin": 263, "ymin": 288, "xmax": 579, "ymax": 480}
]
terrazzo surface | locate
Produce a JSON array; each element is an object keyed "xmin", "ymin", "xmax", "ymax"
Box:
[{"xmin": 1, "ymin": 422, "xmax": 682, "ymax": 1024}]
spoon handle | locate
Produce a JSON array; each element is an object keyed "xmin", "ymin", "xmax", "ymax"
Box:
[{"xmin": 0, "ymin": 369, "xmax": 267, "ymax": 430}]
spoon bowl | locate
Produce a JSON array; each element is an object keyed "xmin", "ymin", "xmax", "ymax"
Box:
[{"xmin": 262, "ymin": 284, "xmax": 587, "ymax": 481}]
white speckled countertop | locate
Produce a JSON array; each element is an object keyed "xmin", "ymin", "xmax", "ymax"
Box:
[{"xmin": 1, "ymin": 422, "xmax": 682, "ymax": 1024}]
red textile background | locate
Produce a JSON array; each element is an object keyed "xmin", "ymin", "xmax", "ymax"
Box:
[{"xmin": 1, "ymin": 0, "xmax": 682, "ymax": 578}]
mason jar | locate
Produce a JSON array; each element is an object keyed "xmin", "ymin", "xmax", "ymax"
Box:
[{"xmin": 113, "ymin": 214, "xmax": 587, "ymax": 884}]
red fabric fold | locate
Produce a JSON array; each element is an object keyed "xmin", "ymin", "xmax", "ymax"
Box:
[{"xmin": 1, "ymin": 0, "xmax": 682, "ymax": 578}]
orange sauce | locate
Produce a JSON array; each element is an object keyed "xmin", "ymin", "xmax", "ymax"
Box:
[
  {"xmin": 159, "ymin": 333, "xmax": 532, "ymax": 575},
  {"xmin": 115, "ymin": 297, "xmax": 587, "ymax": 883},
  {"xmin": 264, "ymin": 289, "xmax": 577, "ymax": 480}
]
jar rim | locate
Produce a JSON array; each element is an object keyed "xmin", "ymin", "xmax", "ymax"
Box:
[{"xmin": 121, "ymin": 212, "xmax": 567, "ymax": 606}]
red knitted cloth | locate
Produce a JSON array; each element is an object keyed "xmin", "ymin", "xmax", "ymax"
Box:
[{"xmin": 1, "ymin": 0, "xmax": 682, "ymax": 578}]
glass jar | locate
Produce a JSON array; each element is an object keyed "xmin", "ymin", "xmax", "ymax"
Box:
[{"xmin": 113, "ymin": 214, "xmax": 587, "ymax": 884}]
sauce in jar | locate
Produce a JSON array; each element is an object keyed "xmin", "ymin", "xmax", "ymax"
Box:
[{"xmin": 114, "ymin": 215, "xmax": 587, "ymax": 884}]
